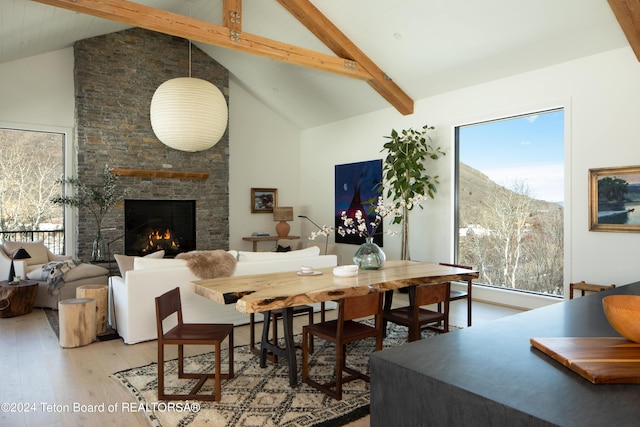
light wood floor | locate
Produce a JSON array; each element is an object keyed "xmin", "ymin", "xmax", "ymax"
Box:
[{"xmin": 0, "ymin": 294, "xmax": 521, "ymax": 427}]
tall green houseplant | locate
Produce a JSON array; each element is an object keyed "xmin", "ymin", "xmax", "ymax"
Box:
[{"xmin": 381, "ymin": 125, "xmax": 445, "ymax": 260}]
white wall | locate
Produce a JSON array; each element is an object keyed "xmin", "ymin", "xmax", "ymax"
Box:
[
  {"xmin": 300, "ymin": 47, "xmax": 640, "ymax": 307},
  {"xmin": 0, "ymin": 48, "xmax": 75, "ymax": 128},
  {"xmin": 228, "ymin": 80, "xmax": 301, "ymax": 251}
]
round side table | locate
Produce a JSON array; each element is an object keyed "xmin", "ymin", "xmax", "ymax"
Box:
[{"xmin": 0, "ymin": 280, "xmax": 39, "ymax": 318}]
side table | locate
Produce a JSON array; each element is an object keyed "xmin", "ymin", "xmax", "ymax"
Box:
[
  {"xmin": 0, "ymin": 280, "xmax": 39, "ymax": 318},
  {"xmin": 242, "ymin": 235, "xmax": 300, "ymax": 252}
]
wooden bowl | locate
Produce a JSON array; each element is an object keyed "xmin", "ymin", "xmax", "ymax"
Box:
[{"xmin": 602, "ymin": 295, "xmax": 640, "ymax": 343}]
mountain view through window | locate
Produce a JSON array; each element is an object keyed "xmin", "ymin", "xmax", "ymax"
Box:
[{"xmin": 456, "ymin": 109, "xmax": 564, "ymax": 296}]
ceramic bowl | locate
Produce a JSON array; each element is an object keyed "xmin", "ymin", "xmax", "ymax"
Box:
[
  {"xmin": 602, "ymin": 295, "xmax": 640, "ymax": 343},
  {"xmin": 333, "ymin": 265, "xmax": 359, "ymax": 277}
]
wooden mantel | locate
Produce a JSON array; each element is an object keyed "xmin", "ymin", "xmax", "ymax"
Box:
[{"xmin": 111, "ymin": 168, "xmax": 209, "ymax": 180}]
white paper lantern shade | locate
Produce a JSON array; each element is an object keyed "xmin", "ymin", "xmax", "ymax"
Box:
[{"xmin": 150, "ymin": 77, "xmax": 228, "ymax": 152}]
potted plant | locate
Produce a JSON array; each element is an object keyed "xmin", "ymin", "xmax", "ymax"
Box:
[
  {"xmin": 51, "ymin": 165, "xmax": 121, "ymax": 260},
  {"xmin": 381, "ymin": 125, "xmax": 445, "ymax": 260}
]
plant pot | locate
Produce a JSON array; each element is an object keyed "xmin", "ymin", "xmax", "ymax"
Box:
[
  {"xmin": 92, "ymin": 233, "xmax": 105, "ymax": 261},
  {"xmin": 353, "ymin": 237, "xmax": 386, "ymax": 270}
]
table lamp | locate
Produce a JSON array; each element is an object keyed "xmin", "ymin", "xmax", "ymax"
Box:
[
  {"xmin": 273, "ymin": 207, "xmax": 294, "ymax": 237},
  {"xmin": 9, "ymin": 248, "xmax": 31, "ymax": 282}
]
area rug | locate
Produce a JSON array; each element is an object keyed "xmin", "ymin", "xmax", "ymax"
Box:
[
  {"xmin": 43, "ymin": 307, "xmax": 120, "ymax": 341},
  {"xmin": 111, "ymin": 322, "xmax": 456, "ymax": 427}
]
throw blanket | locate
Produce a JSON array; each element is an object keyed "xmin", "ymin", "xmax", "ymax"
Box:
[
  {"xmin": 41, "ymin": 260, "xmax": 76, "ymax": 295},
  {"xmin": 176, "ymin": 250, "xmax": 237, "ymax": 279}
]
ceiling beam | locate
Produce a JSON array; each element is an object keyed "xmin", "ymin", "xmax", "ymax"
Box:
[
  {"xmin": 608, "ymin": 0, "xmax": 640, "ymax": 61},
  {"xmin": 32, "ymin": 0, "xmax": 371, "ymax": 81},
  {"xmin": 277, "ymin": 0, "xmax": 413, "ymax": 115}
]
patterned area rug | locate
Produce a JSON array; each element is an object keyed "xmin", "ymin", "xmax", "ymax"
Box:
[{"xmin": 110, "ymin": 322, "xmax": 455, "ymax": 427}]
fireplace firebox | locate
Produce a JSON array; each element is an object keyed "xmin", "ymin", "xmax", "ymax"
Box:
[{"xmin": 124, "ymin": 200, "xmax": 196, "ymax": 257}]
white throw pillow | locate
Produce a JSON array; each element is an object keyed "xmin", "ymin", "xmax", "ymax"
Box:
[
  {"xmin": 114, "ymin": 250, "xmax": 165, "ymax": 277},
  {"xmin": 133, "ymin": 257, "xmax": 188, "ymax": 270},
  {"xmin": 237, "ymin": 245, "xmax": 320, "ymax": 262}
]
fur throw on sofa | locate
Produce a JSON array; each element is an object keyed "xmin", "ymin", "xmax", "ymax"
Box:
[{"xmin": 176, "ymin": 250, "xmax": 237, "ymax": 279}]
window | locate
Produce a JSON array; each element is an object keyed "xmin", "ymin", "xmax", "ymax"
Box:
[
  {"xmin": 455, "ymin": 109, "xmax": 564, "ymax": 296},
  {"xmin": 0, "ymin": 126, "xmax": 65, "ymax": 253}
]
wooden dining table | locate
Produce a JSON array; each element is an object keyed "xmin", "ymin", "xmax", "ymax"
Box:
[{"xmin": 190, "ymin": 260, "xmax": 478, "ymax": 387}]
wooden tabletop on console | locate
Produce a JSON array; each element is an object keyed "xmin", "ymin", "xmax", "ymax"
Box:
[{"xmin": 190, "ymin": 260, "xmax": 478, "ymax": 313}]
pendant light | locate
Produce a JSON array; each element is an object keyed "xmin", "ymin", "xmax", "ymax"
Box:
[{"xmin": 150, "ymin": 36, "xmax": 228, "ymax": 152}]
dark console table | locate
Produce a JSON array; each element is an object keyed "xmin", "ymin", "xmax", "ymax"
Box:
[{"xmin": 370, "ymin": 282, "xmax": 640, "ymax": 427}]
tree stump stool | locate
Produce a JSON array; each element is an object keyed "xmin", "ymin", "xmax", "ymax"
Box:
[
  {"xmin": 58, "ymin": 298, "xmax": 96, "ymax": 348},
  {"xmin": 76, "ymin": 284, "xmax": 108, "ymax": 335}
]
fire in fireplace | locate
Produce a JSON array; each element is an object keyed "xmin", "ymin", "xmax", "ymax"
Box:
[{"xmin": 124, "ymin": 200, "xmax": 196, "ymax": 257}]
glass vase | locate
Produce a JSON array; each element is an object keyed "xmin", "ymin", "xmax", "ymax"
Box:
[
  {"xmin": 92, "ymin": 232, "xmax": 105, "ymax": 261},
  {"xmin": 353, "ymin": 236, "xmax": 386, "ymax": 270}
]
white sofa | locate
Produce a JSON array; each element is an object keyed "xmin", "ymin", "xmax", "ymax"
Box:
[{"xmin": 110, "ymin": 246, "xmax": 338, "ymax": 344}]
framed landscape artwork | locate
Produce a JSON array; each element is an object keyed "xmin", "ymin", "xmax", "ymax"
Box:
[
  {"xmin": 589, "ymin": 165, "xmax": 640, "ymax": 232},
  {"xmin": 334, "ymin": 159, "xmax": 383, "ymax": 245},
  {"xmin": 251, "ymin": 188, "xmax": 277, "ymax": 213}
]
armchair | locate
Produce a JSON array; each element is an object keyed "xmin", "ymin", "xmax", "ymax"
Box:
[{"xmin": 0, "ymin": 240, "xmax": 108, "ymax": 309}]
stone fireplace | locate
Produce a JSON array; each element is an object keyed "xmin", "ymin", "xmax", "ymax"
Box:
[{"xmin": 73, "ymin": 28, "xmax": 229, "ymax": 260}]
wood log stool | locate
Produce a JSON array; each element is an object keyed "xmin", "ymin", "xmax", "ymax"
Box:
[
  {"xmin": 0, "ymin": 280, "xmax": 38, "ymax": 318},
  {"xmin": 58, "ymin": 298, "xmax": 96, "ymax": 348},
  {"xmin": 76, "ymin": 284, "xmax": 108, "ymax": 335}
]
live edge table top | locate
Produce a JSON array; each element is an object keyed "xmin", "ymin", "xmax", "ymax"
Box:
[{"xmin": 189, "ymin": 260, "xmax": 478, "ymax": 314}]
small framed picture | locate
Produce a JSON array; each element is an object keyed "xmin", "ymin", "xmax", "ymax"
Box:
[
  {"xmin": 251, "ymin": 188, "xmax": 277, "ymax": 213},
  {"xmin": 589, "ymin": 165, "xmax": 640, "ymax": 232}
]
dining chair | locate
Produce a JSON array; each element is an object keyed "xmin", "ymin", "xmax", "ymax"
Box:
[
  {"xmin": 569, "ymin": 281, "xmax": 615, "ymax": 299},
  {"xmin": 301, "ymin": 291, "xmax": 383, "ymax": 400},
  {"xmin": 155, "ymin": 287, "xmax": 234, "ymax": 401},
  {"xmin": 439, "ymin": 262, "xmax": 473, "ymax": 326},
  {"xmin": 383, "ymin": 282, "xmax": 451, "ymax": 342}
]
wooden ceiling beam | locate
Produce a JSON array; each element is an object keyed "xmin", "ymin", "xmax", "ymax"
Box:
[
  {"xmin": 277, "ymin": 0, "xmax": 414, "ymax": 115},
  {"xmin": 32, "ymin": 0, "xmax": 371, "ymax": 80},
  {"xmin": 608, "ymin": 0, "xmax": 640, "ymax": 61}
]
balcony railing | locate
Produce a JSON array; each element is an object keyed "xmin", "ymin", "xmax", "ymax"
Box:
[{"xmin": 0, "ymin": 230, "xmax": 65, "ymax": 255}]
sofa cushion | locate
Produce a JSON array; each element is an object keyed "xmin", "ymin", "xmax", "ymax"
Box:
[
  {"xmin": 176, "ymin": 250, "xmax": 237, "ymax": 279},
  {"xmin": 114, "ymin": 250, "xmax": 165, "ymax": 277},
  {"xmin": 237, "ymin": 245, "xmax": 320, "ymax": 262},
  {"xmin": 3, "ymin": 240, "xmax": 49, "ymax": 265},
  {"xmin": 133, "ymin": 257, "xmax": 188, "ymax": 270}
]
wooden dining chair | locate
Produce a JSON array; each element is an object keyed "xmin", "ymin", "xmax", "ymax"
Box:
[
  {"xmin": 383, "ymin": 282, "xmax": 451, "ymax": 342},
  {"xmin": 302, "ymin": 291, "xmax": 383, "ymax": 400},
  {"xmin": 569, "ymin": 281, "xmax": 615, "ymax": 299},
  {"xmin": 155, "ymin": 287, "xmax": 234, "ymax": 401},
  {"xmin": 439, "ymin": 262, "xmax": 473, "ymax": 326}
]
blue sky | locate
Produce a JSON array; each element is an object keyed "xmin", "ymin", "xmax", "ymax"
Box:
[{"xmin": 459, "ymin": 109, "xmax": 564, "ymax": 203}]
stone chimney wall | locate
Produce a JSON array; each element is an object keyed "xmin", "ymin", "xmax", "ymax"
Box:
[{"xmin": 73, "ymin": 27, "xmax": 229, "ymax": 260}]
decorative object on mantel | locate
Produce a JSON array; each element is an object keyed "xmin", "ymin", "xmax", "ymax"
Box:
[
  {"xmin": 51, "ymin": 165, "xmax": 122, "ymax": 261},
  {"xmin": 273, "ymin": 206, "xmax": 294, "ymax": 237},
  {"xmin": 110, "ymin": 168, "xmax": 209, "ymax": 180},
  {"xmin": 381, "ymin": 125, "xmax": 445, "ymax": 260},
  {"xmin": 150, "ymin": 36, "xmax": 228, "ymax": 152}
]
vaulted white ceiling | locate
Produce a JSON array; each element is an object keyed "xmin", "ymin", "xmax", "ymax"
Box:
[{"xmin": 0, "ymin": 0, "xmax": 630, "ymax": 128}]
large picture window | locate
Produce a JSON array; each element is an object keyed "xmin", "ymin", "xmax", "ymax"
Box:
[
  {"xmin": 0, "ymin": 126, "xmax": 65, "ymax": 253},
  {"xmin": 455, "ymin": 109, "xmax": 564, "ymax": 296}
]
